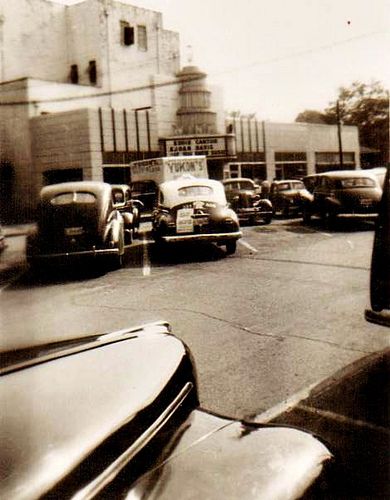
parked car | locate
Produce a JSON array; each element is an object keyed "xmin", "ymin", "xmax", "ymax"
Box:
[
  {"xmin": 270, "ymin": 179, "xmax": 312, "ymax": 216},
  {"xmin": 222, "ymin": 177, "xmax": 273, "ymax": 224},
  {"xmin": 130, "ymin": 180, "xmax": 158, "ymax": 219},
  {"xmin": 302, "ymin": 173, "xmax": 324, "ymax": 193},
  {"xmin": 27, "ymin": 181, "xmax": 126, "ymax": 269},
  {"xmin": 302, "ymin": 170, "xmax": 382, "ymax": 223},
  {"xmin": 365, "ymin": 166, "xmax": 387, "ymax": 189},
  {"xmin": 152, "ymin": 176, "xmax": 242, "ymax": 254},
  {"xmin": 0, "ymin": 320, "xmax": 334, "ymax": 499},
  {"xmin": 365, "ymin": 166, "xmax": 390, "ymax": 325},
  {"xmin": 111, "ymin": 184, "xmax": 144, "ymax": 241}
]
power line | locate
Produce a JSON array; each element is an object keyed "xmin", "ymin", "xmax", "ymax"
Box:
[{"xmin": 0, "ymin": 30, "xmax": 386, "ymax": 107}]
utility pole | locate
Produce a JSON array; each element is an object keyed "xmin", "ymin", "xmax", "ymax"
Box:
[{"xmin": 336, "ymin": 100, "xmax": 344, "ymax": 170}]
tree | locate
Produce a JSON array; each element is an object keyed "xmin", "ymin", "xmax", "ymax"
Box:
[
  {"xmin": 295, "ymin": 110, "xmax": 329, "ymax": 124},
  {"xmin": 295, "ymin": 81, "xmax": 389, "ymax": 164}
]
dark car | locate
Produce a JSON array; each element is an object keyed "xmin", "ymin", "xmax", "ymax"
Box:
[
  {"xmin": 27, "ymin": 181, "xmax": 126, "ymax": 269},
  {"xmin": 365, "ymin": 166, "xmax": 390, "ymax": 325},
  {"xmin": 270, "ymin": 179, "xmax": 312, "ymax": 216},
  {"xmin": 223, "ymin": 177, "xmax": 273, "ymax": 224},
  {"xmin": 0, "ymin": 320, "xmax": 333, "ymax": 499},
  {"xmin": 130, "ymin": 180, "xmax": 158, "ymax": 219},
  {"xmin": 111, "ymin": 184, "xmax": 144, "ymax": 241},
  {"xmin": 303, "ymin": 170, "xmax": 382, "ymax": 223},
  {"xmin": 152, "ymin": 176, "xmax": 242, "ymax": 254}
]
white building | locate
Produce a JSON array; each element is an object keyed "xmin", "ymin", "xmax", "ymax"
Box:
[{"xmin": 0, "ymin": 0, "xmax": 359, "ymax": 221}]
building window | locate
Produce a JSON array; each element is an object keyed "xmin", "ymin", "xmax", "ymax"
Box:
[
  {"xmin": 88, "ymin": 60, "xmax": 97, "ymax": 84},
  {"xmin": 70, "ymin": 64, "xmax": 79, "ymax": 84},
  {"xmin": 137, "ymin": 25, "xmax": 147, "ymax": 50},
  {"xmin": 121, "ymin": 21, "xmax": 134, "ymax": 46}
]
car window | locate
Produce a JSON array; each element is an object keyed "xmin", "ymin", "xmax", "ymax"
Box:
[
  {"xmin": 292, "ymin": 181, "xmax": 305, "ymax": 189},
  {"xmin": 340, "ymin": 177, "xmax": 376, "ymax": 188},
  {"xmin": 50, "ymin": 192, "xmax": 97, "ymax": 205},
  {"xmin": 277, "ymin": 183, "xmax": 290, "ymax": 191},
  {"xmin": 238, "ymin": 181, "xmax": 254, "ymax": 190},
  {"xmin": 178, "ymin": 186, "xmax": 213, "ymax": 197}
]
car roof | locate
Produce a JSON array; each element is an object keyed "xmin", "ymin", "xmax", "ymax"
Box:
[
  {"xmin": 272, "ymin": 179, "xmax": 303, "ymax": 183},
  {"xmin": 40, "ymin": 181, "xmax": 112, "ymax": 200},
  {"xmin": 160, "ymin": 176, "xmax": 220, "ymax": 191},
  {"xmin": 222, "ymin": 177, "xmax": 254, "ymax": 184},
  {"xmin": 319, "ymin": 170, "xmax": 377, "ymax": 179}
]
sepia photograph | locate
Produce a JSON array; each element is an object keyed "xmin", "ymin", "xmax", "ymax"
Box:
[{"xmin": 0, "ymin": 0, "xmax": 389, "ymax": 498}]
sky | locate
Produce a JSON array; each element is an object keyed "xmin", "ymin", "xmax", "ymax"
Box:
[{"xmin": 58, "ymin": 0, "xmax": 390, "ymax": 122}]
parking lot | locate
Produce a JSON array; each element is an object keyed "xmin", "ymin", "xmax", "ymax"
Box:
[{"xmin": 1, "ymin": 216, "xmax": 388, "ymax": 419}]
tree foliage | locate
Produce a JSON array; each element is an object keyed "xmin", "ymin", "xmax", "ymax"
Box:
[{"xmin": 296, "ymin": 81, "xmax": 389, "ymax": 163}]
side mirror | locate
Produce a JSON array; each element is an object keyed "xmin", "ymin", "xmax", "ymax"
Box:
[{"xmin": 365, "ymin": 167, "xmax": 390, "ymax": 326}]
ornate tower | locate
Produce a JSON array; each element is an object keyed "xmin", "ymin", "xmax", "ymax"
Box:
[{"xmin": 176, "ymin": 63, "xmax": 217, "ymax": 135}]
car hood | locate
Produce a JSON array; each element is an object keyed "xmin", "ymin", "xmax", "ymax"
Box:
[
  {"xmin": 0, "ymin": 323, "xmax": 197, "ymax": 499},
  {"xmin": 126, "ymin": 410, "xmax": 332, "ymax": 500}
]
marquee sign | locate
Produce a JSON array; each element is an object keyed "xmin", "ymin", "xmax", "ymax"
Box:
[{"xmin": 161, "ymin": 134, "xmax": 236, "ymax": 159}]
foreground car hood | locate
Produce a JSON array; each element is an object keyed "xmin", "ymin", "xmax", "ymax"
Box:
[
  {"xmin": 127, "ymin": 410, "xmax": 332, "ymax": 500},
  {"xmin": 0, "ymin": 324, "xmax": 196, "ymax": 499}
]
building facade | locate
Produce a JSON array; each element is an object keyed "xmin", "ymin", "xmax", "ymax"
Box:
[{"xmin": 0, "ymin": 0, "xmax": 360, "ymax": 221}]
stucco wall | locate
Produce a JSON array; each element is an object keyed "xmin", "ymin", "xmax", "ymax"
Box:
[{"xmin": 0, "ymin": 0, "xmax": 68, "ymax": 82}]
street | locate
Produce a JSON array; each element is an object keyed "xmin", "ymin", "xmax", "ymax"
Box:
[{"xmin": 1, "ymin": 217, "xmax": 389, "ymax": 420}]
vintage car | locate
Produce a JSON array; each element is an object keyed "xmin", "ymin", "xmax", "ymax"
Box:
[
  {"xmin": 365, "ymin": 165, "xmax": 390, "ymax": 325},
  {"xmin": 130, "ymin": 180, "xmax": 158, "ymax": 219},
  {"xmin": 152, "ymin": 176, "xmax": 242, "ymax": 254},
  {"xmin": 270, "ymin": 179, "xmax": 312, "ymax": 216},
  {"xmin": 0, "ymin": 320, "xmax": 335, "ymax": 499},
  {"xmin": 223, "ymin": 177, "xmax": 273, "ymax": 224},
  {"xmin": 111, "ymin": 184, "xmax": 143, "ymax": 241},
  {"xmin": 27, "ymin": 181, "xmax": 126, "ymax": 269},
  {"xmin": 302, "ymin": 170, "xmax": 382, "ymax": 223}
]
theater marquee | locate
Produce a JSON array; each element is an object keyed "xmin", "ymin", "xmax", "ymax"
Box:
[{"xmin": 160, "ymin": 134, "xmax": 236, "ymax": 159}]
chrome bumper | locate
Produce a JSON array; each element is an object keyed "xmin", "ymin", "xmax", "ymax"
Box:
[
  {"xmin": 161, "ymin": 230, "xmax": 242, "ymax": 244},
  {"xmin": 28, "ymin": 247, "xmax": 119, "ymax": 260}
]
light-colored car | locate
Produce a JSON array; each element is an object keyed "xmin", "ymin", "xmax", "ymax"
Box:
[{"xmin": 152, "ymin": 176, "xmax": 242, "ymax": 254}]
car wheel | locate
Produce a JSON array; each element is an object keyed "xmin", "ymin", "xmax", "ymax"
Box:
[
  {"xmin": 303, "ymin": 209, "xmax": 312, "ymax": 223},
  {"xmin": 124, "ymin": 228, "xmax": 133, "ymax": 245},
  {"xmin": 225, "ymin": 241, "xmax": 237, "ymax": 254},
  {"xmin": 263, "ymin": 215, "xmax": 272, "ymax": 225}
]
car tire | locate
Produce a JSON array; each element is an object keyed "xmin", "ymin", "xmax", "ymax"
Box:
[
  {"xmin": 303, "ymin": 209, "xmax": 312, "ymax": 223},
  {"xmin": 263, "ymin": 215, "xmax": 272, "ymax": 225},
  {"xmin": 225, "ymin": 241, "xmax": 237, "ymax": 254}
]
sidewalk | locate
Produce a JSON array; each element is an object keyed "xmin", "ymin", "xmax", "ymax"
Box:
[{"xmin": 0, "ymin": 224, "xmax": 35, "ymax": 284}]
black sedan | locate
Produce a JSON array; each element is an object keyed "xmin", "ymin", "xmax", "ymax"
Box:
[
  {"xmin": 0, "ymin": 321, "xmax": 333, "ymax": 499},
  {"xmin": 27, "ymin": 181, "xmax": 126, "ymax": 269}
]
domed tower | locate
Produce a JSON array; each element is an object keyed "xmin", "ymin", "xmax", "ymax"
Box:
[{"xmin": 176, "ymin": 65, "xmax": 217, "ymax": 135}]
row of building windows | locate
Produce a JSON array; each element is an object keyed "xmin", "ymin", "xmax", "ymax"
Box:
[{"xmin": 120, "ymin": 21, "xmax": 147, "ymax": 50}]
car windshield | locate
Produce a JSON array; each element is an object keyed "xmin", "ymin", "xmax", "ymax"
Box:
[
  {"xmin": 291, "ymin": 181, "xmax": 305, "ymax": 189},
  {"xmin": 237, "ymin": 181, "xmax": 254, "ymax": 190},
  {"xmin": 339, "ymin": 177, "xmax": 376, "ymax": 188},
  {"xmin": 50, "ymin": 192, "xmax": 97, "ymax": 205},
  {"xmin": 178, "ymin": 186, "xmax": 213, "ymax": 197}
]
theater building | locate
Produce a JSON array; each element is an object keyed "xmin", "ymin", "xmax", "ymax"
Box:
[{"xmin": 0, "ymin": 0, "xmax": 359, "ymax": 221}]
